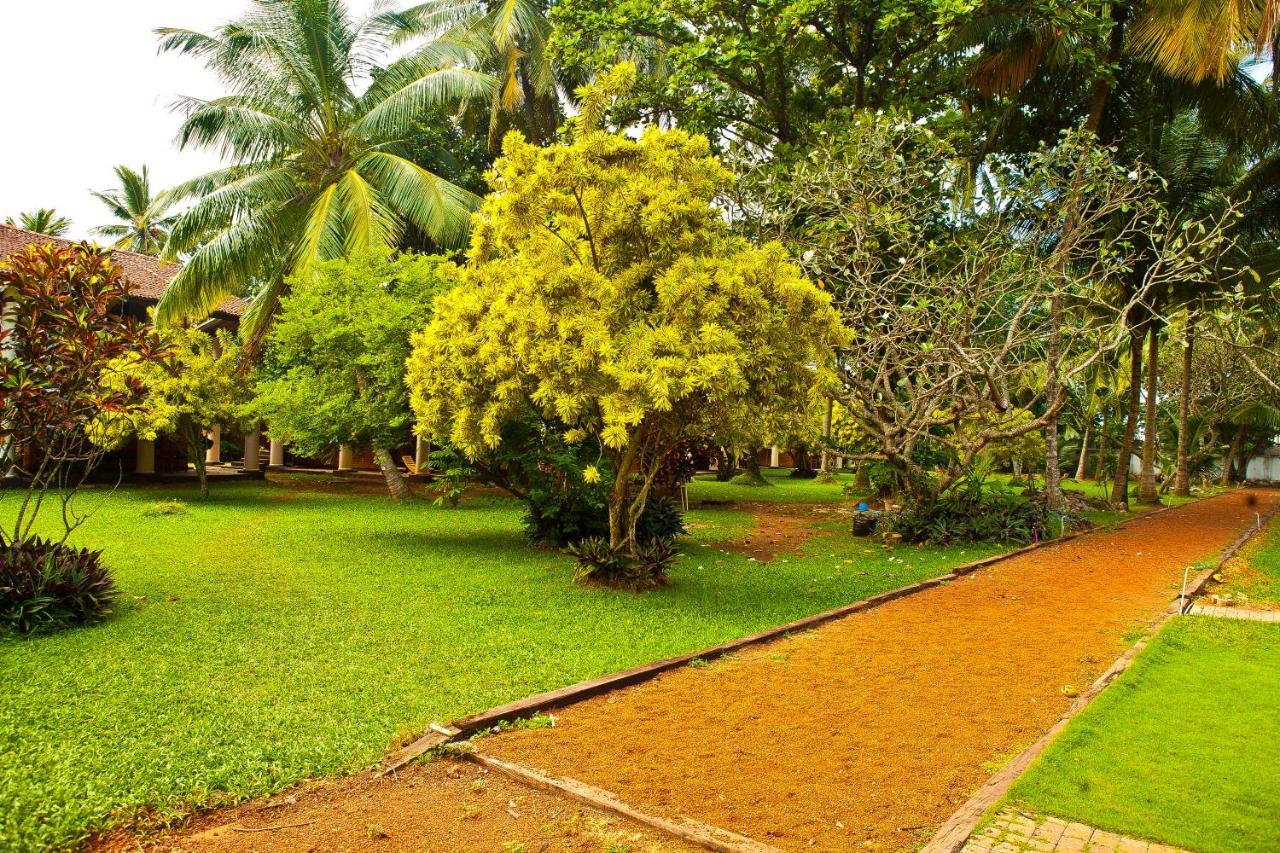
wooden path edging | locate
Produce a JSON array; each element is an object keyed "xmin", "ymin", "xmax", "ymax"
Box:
[
  {"xmin": 382, "ymin": 500, "xmax": 1186, "ymax": 775},
  {"xmin": 464, "ymin": 751, "xmax": 781, "ymax": 853},
  {"xmin": 923, "ymin": 494, "xmax": 1280, "ymax": 853}
]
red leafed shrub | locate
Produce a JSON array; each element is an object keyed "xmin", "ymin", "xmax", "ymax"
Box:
[{"xmin": 1, "ymin": 241, "xmax": 164, "ymax": 548}]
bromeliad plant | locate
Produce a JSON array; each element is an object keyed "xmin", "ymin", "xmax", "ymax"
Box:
[{"xmin": 0, "ymin": 242, "xmax": 163, "ymax": 633}]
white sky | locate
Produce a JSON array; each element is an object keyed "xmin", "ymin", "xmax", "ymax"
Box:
[{"xmin": 0, "ymin": 1, "xmax": 384, "ymax": 241}]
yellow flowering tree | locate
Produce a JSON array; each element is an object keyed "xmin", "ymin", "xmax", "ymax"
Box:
[{"xmin": 408, "ymin": 126, "xmax": 845, "ymax": 557}]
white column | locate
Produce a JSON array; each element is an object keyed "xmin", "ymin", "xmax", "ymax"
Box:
[
  {"xmin": 205, "ymin": 425, "xmax": 222, "ymax": 464},
  {"xmin": 770, "ymin": 446, "xmax": 781, "ymax": 468},
  {"xmin": 337, "ymin": 444, "xmax": 355, "ymax": 471},
  {"xmin": 269, "ymin": 438, "xmax": 285, "ymax": 467},
  {"xmin": 243, "ymin": 429, "xmax": 261, "ymax": 473},
  {"xmin": 135, "ymin": 438, "xmax": 156, "ymax": 475},
  {"xmin": 414, "ymin": 435, "xmax": 429, "ymax": 473}
]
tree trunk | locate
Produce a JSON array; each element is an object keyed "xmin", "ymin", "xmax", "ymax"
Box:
[
  {"xmin": 819, "ymin": 398, "xmax": 834, "ymax": 475},
  {"xmin": 1174, "ymin": 311, "xmax": 1196, "ymax": 497},
  {"xmin": 1085, "ymin": 4, "xmax": 1128, "ymax": 134},
  {"xmin": 1221, "ymin": 424, "xmax": 1244, "ymax": 486},
  {"xmin": 737, "ymin": 450, "xmax": 768, "ymax": 486},
  {"xmin": 1138, "ymin": 321, "xmax": 1161, "ymax": 503},
  {"xmin": 376, "ymin": 448, "xmax": 413, "ymax": 500},
  {"xmin": 181, "ymin": 418, "xmax": 209, "ymax": 498},
  {"xmin": 714, "ymin": 446, "xmax": 734, "ymax": 481},
  {"xmin": 1074, "ymin": 421, "xmax": 1092, "ymax": 480},
  {"xmin": 1044, "ymin": 294, "xmax": 1065, "ymax": 510},
  {"xmin": 1113, "ymin": 326, "xmax": 1144, "ymax": 510}
]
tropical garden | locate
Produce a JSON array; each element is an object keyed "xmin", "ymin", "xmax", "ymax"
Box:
[{"xmin": 3, "ymin": 0, "xmax": 1280, "ymax": 850}]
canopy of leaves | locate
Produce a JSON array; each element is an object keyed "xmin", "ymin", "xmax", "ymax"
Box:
[{"xmin": 255, "ymin": 250, "xmax": 452, "ymax": 455}]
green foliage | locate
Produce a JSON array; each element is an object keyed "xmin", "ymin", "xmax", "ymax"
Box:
[
  {"xmin": 5, "ymin": 208, "xmax": 71, "ymax": 236},
  {"xmin": 550, "ymin": 0, "xmax": 957, "ymax": 146},
  {"xmin": 255, "ymin": 250, "xmax": 451, "ymax": 457},
  {"xmin": 409, "ymin": 124, "xmax": 845, "ymax": 554},
  {"xmin": 0, "ymin": 538, "xmax": 116, "ymax": 635},
  {"xmin": 566, "ymin": 536, "xmax": 678, "ymax": 589},
  {"xmin": 89, "ymin": 165, "xmax": 176, "ymax": 256},
  {"xmin": 0, "ymin": 242, "xmax": 161, "ymax": 544},
  {"xmin": 889, "ymin": 480, "xmax": 1053, "ymax": 545},
  {"xmin": 155, "ymin": 0, "xmax": 497, "ymax": 333}
]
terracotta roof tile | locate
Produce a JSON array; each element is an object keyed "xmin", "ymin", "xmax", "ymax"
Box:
[{"xmin": 0, "ymin": 224, "xmax": 246, "ymax": 318}]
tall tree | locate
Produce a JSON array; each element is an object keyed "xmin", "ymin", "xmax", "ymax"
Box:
[
  {"xmin": 154, "ymin": 0, "xmax": 496, "ymax": 340},
  {"xmin": 5, "ymin": 209, "xmax": 71, "ymax": 236},
  {"xmin": 394, "ymin": 0, "xmax": 561, "ymax": 146},
  {"xmin": 89, "ymin": 165, "xmax": 177, "ymax": 256}
]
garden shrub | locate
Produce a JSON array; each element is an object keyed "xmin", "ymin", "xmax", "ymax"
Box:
[
  {"xmin": 888, "ymin": 481, "xmax": 1056, "ymax": 546},
  {"xmin": 0, "ymin": 537, "xmax": 117, "ymax": 635},
  {"xmin": 566, "ymin": 536, "xmax": 678, "ymax": 589}
]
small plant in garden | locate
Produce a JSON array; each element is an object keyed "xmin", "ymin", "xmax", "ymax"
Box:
[
  {"xmin": 141, "ymin": 500, "xmax": 189, "ymax": 517},
  {"xmin": 0, "ymin": 537, "xmax": 117, "ymax": 635},
  {"xmin": 566, "ymin": 537, "xmax": 678, "ymax": 589}
]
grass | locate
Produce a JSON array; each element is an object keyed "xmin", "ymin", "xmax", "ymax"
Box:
[
  {"xmin": 686, "ymin": 467, "xmax": 862, "ymax": 504},
  {"xmin": 0, "ymin": 476, "xmax": 999, "ymax": 851},
  {"xmin": 1216, "ymin": 519, "xmax": 1280, "ymax": 608},
  {"xmin": 1007, "ymin": 616, "xmax": 1280, "ymax": 853}
]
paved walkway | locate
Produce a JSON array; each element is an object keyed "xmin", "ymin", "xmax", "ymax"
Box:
[
  {"xmin": 488, "ymin": 491, "xmax": 1280, "ymax": 851},
  {"xmin": 1187, "ymin": 603, "xmax": 1280, "ymax": 622},
  {"xmin": 965, "ymin": 809, "xmax": 1185, "ymax": 853}
]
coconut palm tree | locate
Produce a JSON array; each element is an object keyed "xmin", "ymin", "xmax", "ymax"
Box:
[
  {"xmin": 155, "ymin": 0, "xmax": 496, "ymax": 339},
  {"xmin": 5, "ymin": 208, "xmax": 71, "ymax": 236},
  {"xmin": 393, "ymin": 0, "xmax": 561, "ymax": 146},
  {"xmin": 89, "ymin": 165, "xmax": 177, "ymax": 256}
]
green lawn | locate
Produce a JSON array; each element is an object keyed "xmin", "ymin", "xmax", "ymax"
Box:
[
  {"xmin": 686, "ymin": 466, "xmax": 862, "ymax": 504},
  {"xmin": 1007, "ymin": 616, "xmax": 1280, "ymax": 852},
  {"xmin": 0, "ymin": 477, "xmax": 998, "ymax": 851},
  {"xmin": 1218, "ymin": 519, "xmax": 1280, "ymax": 607}
]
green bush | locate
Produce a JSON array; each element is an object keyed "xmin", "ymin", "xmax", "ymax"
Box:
[
  {"xmin": 0, "ymin": 537, "xmax": 117, "ymax": 635},
  {"xmin": 888, "ymin": 482, "xmax": 1053, "ymax": 546},
  {"xmin": 566, "ymin": 537, "xmax": 678, "ymax": 588}
]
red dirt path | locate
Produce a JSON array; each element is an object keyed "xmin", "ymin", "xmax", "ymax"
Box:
[{"xmin": 488, "ymin": 490, "xmax": 1280, "ymax": 851}]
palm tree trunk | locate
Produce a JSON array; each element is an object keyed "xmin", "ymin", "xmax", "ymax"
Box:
[
  {"xmin": 1074, "ymin": 421, "xmax": 1092, "ymax": 480},
  {"xmin": 1138, "ymin": 321, "xmax": 1161, "ymax": 503},
  {"xmin": 1043, "ymin": 294, "xmax": 1064, "ymax": 510},
  {"xmin": 1174, "ymin": 310, "xmax": 1196, "ymax": 496},
  {"xmin": 1085, "ymin": 4, "xmax": 1128, "ymax": 134},
  {"xmin": 376, "ymin": 448, "xmax": 413, "ymax": 500},
  {"xmin": 1113, "ymin": 326, "xmax": 1144, "ymax": 510}
]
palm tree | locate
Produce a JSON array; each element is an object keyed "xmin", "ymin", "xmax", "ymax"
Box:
[
  {"xmin": 89, "ymin": 165, "xmax": 177, "ymax": 256},
  {"xmin": 1130, "ymin": 0, "xmax": 1278, "ymax": 85},
  {"xmin": 394, "ymin": 0, "xmax": 560, "ymax": 146},
  {"xmin": 155, "ymin": 0, "xmax": 496, "ymax": 339},
  {"xmin": 5, "ymin": 208, "xmax": 71, "ymax": 236}
]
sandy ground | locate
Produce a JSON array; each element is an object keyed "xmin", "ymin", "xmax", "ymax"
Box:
[
  {"xmin": 488, "ymin": 490, "xmax": 1280, "ymax": 851},
  {"xmin": 94, "ymin": 757, "xmax": 694, "ymax": 852}
]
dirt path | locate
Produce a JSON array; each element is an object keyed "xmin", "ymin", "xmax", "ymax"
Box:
[
  {"xmin": 487, "ymin": 490, "xmax": 1280, "ymax": 851},
  {"xmin": 703, "ymin": 503, "xmax": 846, "ymax": 561},
  {"xmin": 95, "ymin": 757, "xmax": 694, "ymax": 852}
]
